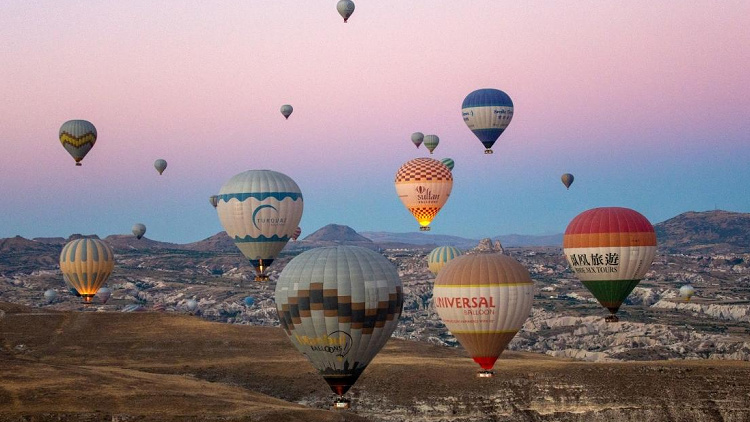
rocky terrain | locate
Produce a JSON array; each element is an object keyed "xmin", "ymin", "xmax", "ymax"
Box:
[
  {"xmin": 655, "ymin": 210, "xmax": 750, "ymax": 254},
  {"xmin": 2, "ymin": 303, "xmax": 750, "ymax": 422}
]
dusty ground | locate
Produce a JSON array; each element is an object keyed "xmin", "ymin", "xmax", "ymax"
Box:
[{"xmin": 2, "ymin": 303, "xmax": 750, "ymax": 421}]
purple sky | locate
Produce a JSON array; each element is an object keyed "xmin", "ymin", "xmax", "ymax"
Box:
[{"xmin": 1, "ymin": 1, "xmax": 749, "ymax": 243}]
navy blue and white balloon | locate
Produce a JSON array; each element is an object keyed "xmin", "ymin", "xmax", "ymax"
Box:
[{"xmin": 461, "ymin": 88, "xmax": 514, "ymax": 154}]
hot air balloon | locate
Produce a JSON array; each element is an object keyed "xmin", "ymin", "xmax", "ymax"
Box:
[
  {"xmin": 679, "ymin": 285, "xmax": 695, "ymax": 302},
  {"xmin": 216, "ymin": 170, "xmax": 304, "ymax": 281},
  {"xmin": 440, "ymin": 158, "xmax": 455, "ymax": 171},
  {"xmin": 561, "ymin": 173, "xmax": 574, "ymax": 189},
  {"xmin": 59, "ymin": 238, "xmax": 115, "ymax": 303},
  {"xmin": 461, "ymin": 88, "xmax": 514, "ymax": 154},
  {"xmin": 152, "ymin": 302, "xmax": 167, "ymax": 312},
  {"xmin": 423, "ymin": 135, "xmax": 439, "ymax": 154},
  {"xmin": 395, "ymin": 158, "xmax": 453, "ymax": 231},
  {"xmin": 154, "ymin": 159, "xmax": 167, "ymax": 175},
  {"xmin": 292, "ymin": 226, "xmax": 302, "ymax": 241},
  {"xmin": 186, "ymin": 299, "xmax": 198, "ymax": 313},
  {"xmin": 243, "ymin": 296, "xmax": 255, "ymax": 307},
  {"xmin": 280, "ymin": 104, "xmax": 293, "ymax": 119},
  {"xmin": 96, "ymin": 287, "xmax": 112, "ymax": 304},
  {"xmin": 337, "ymin": 0, "xmax": 355, "ymax": 23},
  {"xmin": 44, "ymin": 289, "xmax": 57, "ymax": 304},
  {"xmin": 411, "ymin": 132, "xmax": 424, "ymax": 149},
  {"xmin": 427, "ymin": 246, "xmax": 462, "ymax": 275},
  {"xmin": 68, "ymin": 287, "xmax": 81, "ymax": 297},
  {"xmin": 59, "ymin": 120, "xmax": 97, "ymax": 166},
  {"xmin": 276, "ymin": 246, "xmax": 403, "ymax": 408},
  {"xmin": 209, "ymin": 195, "xmax": 219, "ymax": 208},
  {"xmin": 433, "ymin": 253, "xmax": 533, "ymax": 377},
  {"xmin": 132, "ymin": 223, "xmax": 146, "ymax": 240},
  {"xmin": 563, "ymin": 207, "xmax": 656, "ymax": 322}
]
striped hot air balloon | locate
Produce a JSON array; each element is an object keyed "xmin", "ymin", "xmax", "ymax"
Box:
[
  {"xmin": 440, "ymin": 158, "xmax": 454, "ymax": 171},
  {"xmin": 433, "ymin": 253, "xmax": 533, "ymax": 377},
  {"xmin": 461, "ymin": 89, "xmax": 514, "ymax": 154},
  {"xmin": 395, "ymin": 158, "xmax": 453, "ymax": 231},
  {"xmin": 427, "ymin": 246, "xmax": 462, "ymax": 275},
  {"xmin": 291, "ymin": 226, "xmax": 302, "ymax": 241},
  {"xmin": 275, "ymin": 246, "xmax": 403, "ymax": 409},
  {"xmin": 59, "ymin": 238, "xmax": 115, "ymax": 303},
  {"xmin": 423, "ymin": 135, "xmax": 439, "ymax": 154},
  {"xmin": 59, "ymin": 120, "xmax": 97, "ymax": 166},
  {"xmin": 563, "ymin": 207, "xmax": 656, "ymax": 322},
  {"xmin": 216, "ymin": 170, "xmax": 304, "ymax": 281},
  {"xmin": 411, "ymin": 132, "xmax": 424, "ymax": 148}
]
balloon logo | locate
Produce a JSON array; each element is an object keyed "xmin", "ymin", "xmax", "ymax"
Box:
[
  {"xmin": 395, "ymin": 158, "xmax": 453, "ymax": 231},
  {"xmin": 563, "ymin": 207, "xmax": 656, "ymax": 322},
  {"xmin": 461, "ymin": 88, "xmax": 514, "ymax": 154},
  {"xmin": 251, "ymin": 204, "xmax": 279, "ymax": 231}
]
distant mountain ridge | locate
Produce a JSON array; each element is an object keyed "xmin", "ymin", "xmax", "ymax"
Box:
[{"xmin": 654, "ymin": 210, "xmax": 750, "ymax": 254}]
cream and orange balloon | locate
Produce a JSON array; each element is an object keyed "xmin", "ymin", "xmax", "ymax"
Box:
[
  {"xmin": 394, "ymin": 158, "xmax": 452, "ymax": 231},
  {"xmin": 433, "ymin": 253, "xmax": 533, "ymax": 377},
  {"xmin": 59, "ymin": 238, "xmax": 115, "ymax": 303}
]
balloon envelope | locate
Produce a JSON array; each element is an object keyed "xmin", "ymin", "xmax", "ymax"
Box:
[
  {"xmin": 216, "ymin": 170, "xmax": 304, "ymax": 281},
  {"xmin": 276, "ymin": 246, "xmax": 403, "ymax": 398},
  {"xmin": 44, "ymin": 289, "xmax": 57, "ymax": 303},
  {"xmin": 427, "ymin": 246, "xmax": 462, "ymax": 275},
  {"xmin": 186, "ymin": 299, "xmax": 198, "ymax": 312},
  {"xmin": 96, "ymin": 287, "xmax": 112, "ymax": 304},
  {"xmin": 561, "ymin": 173, "xmax": 574, "ymax": 189},
  {"xmin": 563, "ymin": 207, "xmax": 656, "ymax": 320},
  {"xmin": 423, "ymin": 135, "xmax": 439, "ymax": 154},
  {"xmin": 209, "ymin": 195, "xmax": 219, "ymax": 208},
  {"xmin": 292, "ymin": 226, "xmax": 302, "ymax": 241},
  {"xmin": 337, "ymin": 0, "xmax": 355, "ymax": 22},
  {"xmin": 440, "ymin": 158, "xmax": 454, "ymax": 171},
  {"xmin": 132, "ymin": 223, "xmax": 146, "ymax": 240},
  {"xmin": 154, "ymin": 159, "xmax": 167, "ymax": 175},
  {"xmin": 244, "ymin": 296, "xmax": 255, "ymax": 307},
  {"xmin": 433, "ymin": 253, "xmax": 533, "ymax": 373},
  {"xmin": 60, "ymin": 238, "xmax": 115, "ymax": 303},
  {"xmin": 679, "ymin": 285, "xmax": 695, "ymax": 302},
  {"xmin": 411, "ymin": 132, "xmax": 424, "ymax": 148},
  {"xmin": 395, "ymin": 158, "xmax": 453, "ymax": 231},
  {"xmin": 461, "ymin": 89, "xmax": 513, "ymax": 154},
  {"xmin": 280, "ymin": 104, "xmax": 293, "ymax": 119},
  {"xmin": 59, "ymin": 120, "xmax": 97, "ymax": 166}
]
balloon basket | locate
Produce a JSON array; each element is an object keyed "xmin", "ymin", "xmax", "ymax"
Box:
[
  {"xmin": 333, "ymin": 397, "xmax": 351, "ymax": 409},
  {"xmin": 255, "ymin": 274, "xmax": 269, "ymax": 282},
  {"xmin": 75, "ymin": 162, "xmax": 82, "ymax": 166},
  {"xmin": 477, "ymin": 370, "xmax": 495, "ymax": 378},
  {"xmin": 605, "ymin": 315, "xmax": 619, "ymax": 323},
  {"xmin": 81, "ymin": 295, "xmax": 95, "ymax": 304},
  {"xmin": 419, "ymin": 226, "xmax": 430, "ymax": 232},
  {"xmin": 484, "ymin": 149, "xmax": 493, "ymax": 154}
]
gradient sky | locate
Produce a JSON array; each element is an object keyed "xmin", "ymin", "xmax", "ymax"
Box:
[{"xmin": 1, "ymin": 1, "xmax": 749, "ymax": 243}]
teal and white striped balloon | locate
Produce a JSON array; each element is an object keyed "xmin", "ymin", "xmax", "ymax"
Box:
[
  {"xmin": 216, "ymin": 170, "xmax": 303, "ymax": 281},
  {"xmin": 427, "ymin": 245, "xmax": 462, "ymax": 275},
  {"xmin": 440, "ymin": 158, "xmax": 454, "ymax": 171}
]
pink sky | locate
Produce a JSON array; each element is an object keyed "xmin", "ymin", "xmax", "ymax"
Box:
[{"xmin": 1, "ymin": 1, "xmax": 748, "ymax": 242}]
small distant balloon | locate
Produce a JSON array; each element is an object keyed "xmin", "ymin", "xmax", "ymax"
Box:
[
  {"xmin": 280, "ymin": 104, "xmax": 293, "ymax": 119},
  {"xmin": 153, "ymin": 302, "xmax": 167, "ymax": 312},
  {"xmin": 132, "ymin": 223, "xmax": 146, "ymax": 240},
  {"xmin": 423, "ymin": 135, "xmax": 439, "ymax": 154},
  {"xmin": 337, "ymin": 0, "xmax": 355, "ymax": 23},
  {"xmin": 209, "ymin": 195, "xmax": 219, "ymax": 208},
  {"xmin": 292, "ymin": 226, "xmax": 302, "ymax": 241},
  {"xmin": 154, "ymin": 159, "xmax": 167, "ymax": 175},
  {"xmin": 561, "ymin": 173, "xmax": 574, "ymax": 189},
  {"xmin": 186, "ymin": 299, "xmax": 198, "ymax": 313},
  {"xmin": 44, "ymin": 289, "xmax": 57, "ymax": 303},
  {"xmin": 59, "ymin": 120, "xmax": 97, "ymax": 166},
  {"xmin": 440, "ymin": 158, "xmax": 455, "ymax": 171},
  {"xmin": 244, "ymin": 296, "xmax": 255, "ymax": 307},
  {"xmin": 411, "ymin": 132, "xmax": 424, "ymax": 149},
  {"xmin": 97, "ymin": 287, "xmax": 112, "ymax": 304},
  {"xmin": 679, "ymin": 285, "xmax": 695, "ymax": 302}
]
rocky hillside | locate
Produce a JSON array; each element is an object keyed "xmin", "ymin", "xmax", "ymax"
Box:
[
  {"xmin": 303, "ymin": 224, "xmax": 373, "ymax": 243},
  {"xmin": 655, "ymin": 210, "xmax": 750, "ymax": 254}
]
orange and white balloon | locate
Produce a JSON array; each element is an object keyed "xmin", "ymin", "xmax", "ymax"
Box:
[
  {"xmin": 563, "ymin": 207, "xmax": 656, "ymax": 321},
  {"xmin": 394, "ymin": 158, "xmax": 452, "ymax": 231},
  {"xmin": 433, "ymin": 253, "xmax": 533, "ymax": 376}
]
